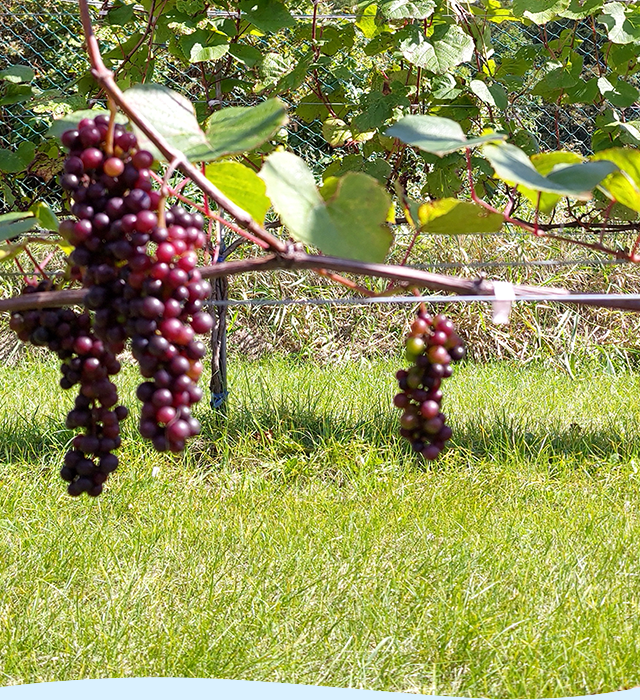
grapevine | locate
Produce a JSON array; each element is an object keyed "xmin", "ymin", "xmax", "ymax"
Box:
[{"xmin": 394, "ymin": 311, "xmax": 465, "ymax": 461}]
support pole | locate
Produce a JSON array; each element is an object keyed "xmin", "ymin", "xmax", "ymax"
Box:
[{"xmin": 209, "ymin": 233, "xmax": 229, "ymax": 415}]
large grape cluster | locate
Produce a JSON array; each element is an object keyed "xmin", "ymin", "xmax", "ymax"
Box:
[
  {"xmin": 10, "ymin": 115, "xmax": 214, "ymax": 496},
  {"xmin": 10, "ymin": 281, "xmax": 128, "ymax": 496},
  {"xmin": 394, "ymin": 311, "xmax": 465, "ymax": 460}
]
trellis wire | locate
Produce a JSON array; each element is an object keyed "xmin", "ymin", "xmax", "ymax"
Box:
[{"xmin": 204, "ymin": 293, "xmax": 640, "ymax": 308}]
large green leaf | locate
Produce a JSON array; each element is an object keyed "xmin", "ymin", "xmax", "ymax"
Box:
[
  {"xmin": 483, "ymin": 142, "xmax": 618, "ymax": 198},
  {"xmin": 30, "ymin": 201, "xmax": 59, "ymax": 231},
  {"xmin": 379, "ymin": 0, "xmax": 435, "ymax": 19},
  {"xmin": 598, "ymin": 2, "xmax": 640, "ymax": 44},
  {"xmin": 180, "ymin": 30, "xmax": 229, "ymax": 63},
  {"xmin": 0, "ymin": 65, "xmax": 34, "ymax": 83},
  {"xmin": 123, "ymin": 84, "xmax": 216, "ymax": 162},
  {"xmin": 205, "ymin": 99, "xmax": 288, "ymax": 160},
  {"xmin": 0, "ymin": 212, "xmax": 36, "ymax": 241},
  {"xmin": 598, "ymin": 76, "xmax": 640, "ymax": 107},
  {"xmin": 0, "ymin": 142, "xmax": 35, "ymax": 173},
  {"xmin": 205, "ymin": 162, "xmax": 270, "ymax": 224},
  {"xmin": 518, "ymin": 151, "xmax": 583, "ymax": 213},
  {"xmin": 560, "ymin": 0, "xmax": 603, "ymax": 18},
  {"xmin": 322, "ymin": 118, "xmax": 352, "ymax": 147},
  {"xmin": 417, "ymin": 199, "xmax": 504, "ymax": 234},
  {"xmin": 512, "ymin": 0, "xmax": 569, "ymax": 23},
  {"xmin": 259, "ymin": 151, "xmax": 392, "ymax": 262},
  {"xmin": 399, "ymin": 24, "xmax": 474, "ymax": 74},
  {"xmin": 592, "ymin": 148, "xmax": 640, "ymax": 211},
  {"xmin": 385, "ymin": 115, "xmax": 505, "ymax": 157},
  {"xmin": 240, "ymin": 0, "xmax": 295, "ymax": 33}
]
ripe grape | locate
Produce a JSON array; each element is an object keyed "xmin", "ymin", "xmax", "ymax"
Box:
[{"xmin": 393, "ymin": 310, "xmax": 465, "ymax": 461}]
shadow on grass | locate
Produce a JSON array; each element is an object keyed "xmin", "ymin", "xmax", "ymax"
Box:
[
  {"xmin": 0, "ymin": 404, "xmax": 635, "ymax": 476},
  {"xmin": 199, "ymin": 404, "xmax": 640, "ymax": 469}
]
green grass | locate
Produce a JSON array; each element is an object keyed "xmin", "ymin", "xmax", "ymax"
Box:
[{"xmin": 1, "ymin": 357, "xmax": 640, "ymax": 697}]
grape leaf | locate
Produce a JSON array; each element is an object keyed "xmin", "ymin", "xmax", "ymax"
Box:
[
  {"xmin": 259, "ymin": 151, "xmax": 393, "ymax": 262},
  {"xmin": 0, "ymin": 212, "xmax": 36, "ymax": 241},
  {"xmin": 205, "ymin": 162, "xmax": 271, "ymax": 224},
  {"xmin": 518, "ymin": 151, "xmax": 583, "ymax": 213},
  {"xmin": 592, "ymin": 147, "xmax": 640, "ymax": 211},
  {"xmin": 205, "ymin": 99, "xmax": 288, "ymax": 160},
  {"xmin": 417, "ymin": 199, "xmax": 505, "ymax": 234},
  {"xmin": 123, "ymin": 83, "xmax": 216, "ymax": 162},
  {"xmin": 386, "ymin": 115, "xmax": 505, "ymax": 157},
  {"xmin": 322, "ymin": 118, "xmax": 353, "ymax": 147},
  {"xmin": 240, "ymin": 0, "xmax": 295, "ymax": 33},
  {"xmin": 0, "ymin": 142, "xmax": 35, "ymax": 173},
  {"xmin": 30, "ymin": 201, "xmax": 59, "ymax": 231},
  {"xmin": 483, "ymin": 142, "xmax": 618, "ymax": 198},
  {"xmin": 399, "ymin": 24, "xmax": 474, "ymax": 74},
  {"xmin": 598, "ymin": 76, "xmax": 640, "ymax": 107},
  {"xmin": 379, "ymin": 0, "xmax": 436, "ymax": 19},
  {"xmin": 598, "ymin": 2, "xmax": 640, "ymax": 44},
  {"xmin": 0, "ymin": 65, "xmax": 34, "ymax": 83}
]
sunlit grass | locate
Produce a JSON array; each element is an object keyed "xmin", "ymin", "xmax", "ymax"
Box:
[{"xmin": 0, "ymin": 357, "xmax": 639, "ymax": 697}]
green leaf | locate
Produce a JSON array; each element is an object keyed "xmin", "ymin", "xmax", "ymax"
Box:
[
  {"xmin": 259, "ymin": 151, "xmax": 393, "ymax": 262},
  {"xmin": 323, "ymin": 154, "xmax": 392, "ymax": 184},
  {"xmin": 0, "ymin": 83, "xmax": 32, "ymax": 106},
  {"xmin": 379, "ymin": 0, "xmax": 435, "ymax": 19},
  {"xmin": 106, "ymin": 2, "xmax": 136, "ymax": 25},
  {"xmin": 180, "ymin": 30, "xmax": 229, "ymax": 63},
  {"xmin": 352, "ymin": 90, "xmax": 410, "ymax": 132},
  {"xmin": 240, "ymin": 0, "xmax": 295, "ymax": 33},
  {"xmin": 598, "ymin": 2, "xmax": 640, "ymax": 44},
  {"xmin": 0, "ymin": 65, "xmax": 34, "ymax": 83},
  {"xmin": 228, "ymin": 43, "xmax": 263, "ymax": 67},
  {"xmin": 598, "ymin": 76, "xmax": 640, "ymax": 107},
  {"xmin": 123, "ymin": 84, "xmax": 216, "ymax": 162},
  {"xmin": 322, "ymin": 118, "xmax": 353, "ymax": 147},
  {"xmin": 30, "ymin": 201, "xmax": 59, "ymax": 231},
  {"xmin": 418, "ymin": 199, "xmax": 504, "ymax": 234},
  {"xmin": 385, "ymin": 115, "xmax": 505, "ymax": 157},
  {"xmin": 205, "ymin": 162, "xmax": 270, "ymax": 224},
  {"xmin": 205, "ymin": 99, "xmax": 288, "ymax": 160},
  {"xmin": 0, "ymin": 142, "xmax": 35, "ymax": 173},
  {"xmin": 483, "ymin": 142, "xmax": 618, "ymax": 199},
  {"xmin": 272, "ymin": 54, "xmax": 314, "ymax": 94},
  {"xmin": 0, "ymin": 212, "xmax": 36, "ymax": 241},
  {"xmin": 399, "ymin": 24, "xmax": 474, "ymax": 74},
  {"xmin": 512, "ymin": 0, "xmax": 569, "ymax": 23},
  {"xmin": 560, "ymin": 0, "xmax": 603, "ymax": 19},
  {"xmin": 47, "ymin": 109, "xmax": 128, "ymax": 139},
  {"xmin": 518, "ymin": 151, "xmax": 583, "ymax": 213},
  {"xmin": 592, "ymin": 148, "xmax": 640, "ymax": 211}
]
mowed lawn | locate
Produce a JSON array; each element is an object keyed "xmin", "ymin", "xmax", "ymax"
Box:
[{"xmin": 0, "ymin": 356, "xmax": 640, "ymax": 697}]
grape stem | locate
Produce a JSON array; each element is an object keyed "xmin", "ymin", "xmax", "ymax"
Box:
[{"xmin": 4, "ymin": 251, "xmax": 640, "ymax": 313}]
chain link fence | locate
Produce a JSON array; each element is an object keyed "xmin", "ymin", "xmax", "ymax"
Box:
[{"xmin": 0, "ymin": 0, "xmax": 613, "ymax": 211}]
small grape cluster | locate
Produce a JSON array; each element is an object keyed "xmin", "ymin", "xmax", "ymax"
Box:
[
  {"xmin": 394, "ymin": 311, "xmax": 465, "ymax": 460},
  {"xmin": 10, "ymin": 115, "xmax": 214, "ymax": 496},
  {"xmin": 10, "ymin": 282, "xmax": 129, "ymax": 496}
]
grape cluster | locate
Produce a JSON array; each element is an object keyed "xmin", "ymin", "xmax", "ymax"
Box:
[
  {"xmin": 10, "ymin": 116, "xmax": 214, "ymax": 496},
  {"xmin": 10, "ymin": 282, "xmax": 129, "ymax": 496},
  {"xmin": 394, "ymin": 311, "xmax": 465, "ymax": 460},
  {"xmin": 129, "ymin": 204, "xmax": 212, "ymax": 453}
]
